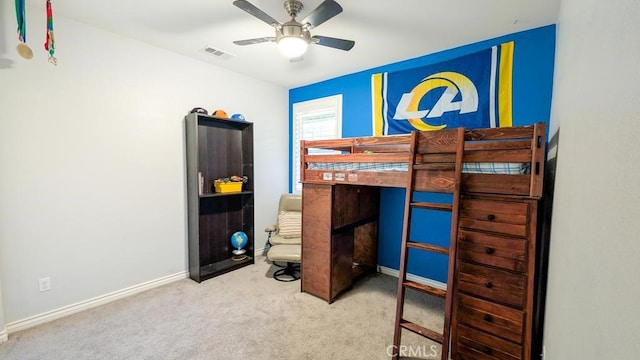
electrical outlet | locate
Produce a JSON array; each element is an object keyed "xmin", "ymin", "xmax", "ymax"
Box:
[{"xmin": 39, "ymin": 277, "xmax": 51, "ymax": 292}]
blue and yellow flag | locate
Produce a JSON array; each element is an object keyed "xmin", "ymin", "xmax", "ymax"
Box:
[{"xmin": 372, "ymin": 42, "xmax": 514, "ymax": 135}]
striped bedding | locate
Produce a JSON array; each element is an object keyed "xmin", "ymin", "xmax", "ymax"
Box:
[{"xmin": 307, "ymin": 162, "xmax": 529, "ymax": 174}]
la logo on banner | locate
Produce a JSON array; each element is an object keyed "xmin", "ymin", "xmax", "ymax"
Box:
[{"xmin": 392, "ymin": 72, "xmax": 479, "ymax": 131}]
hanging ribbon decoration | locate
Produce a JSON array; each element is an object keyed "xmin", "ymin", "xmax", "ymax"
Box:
[
  {"xmin": 15, "ymin": 0, "xmax": 33, "ymax": 59},
  {"xmin": 44, "ymin": 0, "xmax": 57, "ymax": 65}
]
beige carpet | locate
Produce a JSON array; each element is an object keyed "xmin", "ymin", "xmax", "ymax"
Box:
[{"xmin": 0, "ymin": 256, "xmax": 445, "ymax": 359}]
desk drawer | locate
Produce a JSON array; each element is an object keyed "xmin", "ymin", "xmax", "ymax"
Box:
[
  {"xmin": 458, "ymin": 230, "xmax": 527, "ymax": 273},
  {"xmin": 456, "ymin": 324, "xmax": 522, "ymax": 360},
  {"xmin": 459, "ymin": 199, "xmax": 529, "ymax": 237},
  {"xmin": 457, "ymin": 294, "xmax": 524, "ymax": 344},
  {"xmin": 457, "ymin": 262, "xmax": 526, "ymax": 308}
]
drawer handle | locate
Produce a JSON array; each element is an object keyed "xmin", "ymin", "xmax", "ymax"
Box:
[
  {"xmin": 483, "ymin": 347, "xmax": 493, "ymax": 355},
  {"xmin": 485, "ymin": 247, "xmax": 495, "ymax": 255},
  {"xmin": 487, "ymin": 214, "xmax": 496, "ymax": 221},
  {"xmin": 485, "ymin": 281, "xmax": 494, "ymax": 289},
  {"xmin": 484, "ymin": 314, "xmax": 493, "ymax": 322}
]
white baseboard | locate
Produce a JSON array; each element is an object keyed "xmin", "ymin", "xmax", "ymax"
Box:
[
  {"xmin": 378, "ymin": 265, "xmax": 447, "ymax": 290},
  {"xmin": 0, "ymin": 328, "xmax": 7, "ymax": 343},
  {"xmin": 6, "ymin": 270, "xmax": 188, "ymax": 334}
]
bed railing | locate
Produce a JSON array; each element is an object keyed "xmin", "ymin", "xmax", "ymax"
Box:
[
  {"xmin": 300, "ymin": 123, "xmax": 546, "ymax": 198},
  {"xmin": 301, "ymin": 134, "xmax": 412, "ymax": 188}
]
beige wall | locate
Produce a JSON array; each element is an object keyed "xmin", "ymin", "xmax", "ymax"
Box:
[
  {"xmin": 0, "ymin": 2, "xmax": 288, "ymax": 326},
  {"xmin": 545, "ymin": 0, "xmax": 640, "ymax": 358},
  {"xmin": 0, "ymin": 276, "xmax": 6, "ymax": 342}
]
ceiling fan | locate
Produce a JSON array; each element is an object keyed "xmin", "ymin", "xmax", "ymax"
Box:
[{"xmin": 232, "ymin": 0, "xmax": 355, "ymax": 59}]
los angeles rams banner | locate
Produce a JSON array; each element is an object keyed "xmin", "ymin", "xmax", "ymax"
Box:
[{"xmin": 372, "ymin": 42, "xmax": 514, "ymax": 135}]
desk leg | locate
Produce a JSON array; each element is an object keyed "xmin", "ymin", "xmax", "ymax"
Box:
[{"xmin": 301, "ymin": 184, "xmax": 332, "ymax": 301}]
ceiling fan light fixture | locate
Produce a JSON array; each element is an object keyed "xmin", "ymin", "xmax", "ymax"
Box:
[
  {"xmin": 278, "ymin": 36, "xmax": 308, "ymax": 58},
  {"xmin": 233, "ymin": 0, "xmax": 354, "ymax": 58}
]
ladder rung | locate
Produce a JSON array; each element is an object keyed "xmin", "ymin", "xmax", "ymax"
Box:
[
  {"xmin": 410, "ymin": 202, "xmax": 453, "ymax": 211},
  {"xmin": 407, "ymin": 241, "xmax": 449, "ymax": 255},
  {"xmin": 404, "ymin": 280, "xmax": 447, "ymax": 298},
  {"xmin": 413, "ymin": 163, "xmax": 456, "ymax": 171},
  {"xmin": 399, "ymin": 320, "xmax": 444, "ymax": 344},
  {"xmin": 393, "ymin": 128, "xmax": 464, "ymax": 360}
]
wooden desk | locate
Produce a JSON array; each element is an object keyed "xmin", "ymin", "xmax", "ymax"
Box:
[{"xmin": 301, "ymin": 183, "xmax": 379, "ymax": 303}]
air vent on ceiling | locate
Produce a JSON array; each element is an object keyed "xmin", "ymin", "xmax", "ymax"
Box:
[{"xmin": 201, "ymin": 46, "xmax": 235, "ymax": 60}]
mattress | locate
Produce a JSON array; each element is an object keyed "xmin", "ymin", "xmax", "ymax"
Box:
[
  {"xmin": 307, "ymin": 162, "xmax": 529, "ymax": 175},
  {"xmin": 307, "ymin": 162, "xmax": 408, "ymax": 172}
]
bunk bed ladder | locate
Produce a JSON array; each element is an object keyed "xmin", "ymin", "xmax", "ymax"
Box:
[{"xmin": 392, "ymin": 127, "xmax": 465, "ymax": 360}]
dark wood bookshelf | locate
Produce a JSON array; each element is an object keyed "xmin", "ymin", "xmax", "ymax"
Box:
[{"xmin": 185, "ymin": 113, "xmax": 255, "ymax": 283}]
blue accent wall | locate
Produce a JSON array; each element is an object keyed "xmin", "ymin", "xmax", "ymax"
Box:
[{"xmin": 290, "ymin": 25, "xmax": 556, "ymax": 282}]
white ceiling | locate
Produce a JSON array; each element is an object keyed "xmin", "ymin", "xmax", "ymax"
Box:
[{"xmin": 51, "ymin": 0, "xmax": 560, "ymax": 88}]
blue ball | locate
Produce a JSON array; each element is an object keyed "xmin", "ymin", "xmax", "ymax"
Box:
[
  {"xmin": 231, "ymin": 113, "xmax": 246, "ymax": 121},
  {"xmin": 231, "ymin": 231, "xmax": 248, "ymax": 249}
]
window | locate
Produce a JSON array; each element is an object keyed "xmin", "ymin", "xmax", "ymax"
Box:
[{"xmin": 292, "ymin": 94, "xmax": 342, "ymax": 192}]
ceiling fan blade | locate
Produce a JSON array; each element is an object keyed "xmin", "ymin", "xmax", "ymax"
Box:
[
  {"xmin": 233, "ymin": 37, "xmax": 276, "ymax": 46},
  {"xmin": 312, "ymin": 35, "xmax": 355, "ymax": 51},
  {"xmin": 233, "ymin": 0, "xmax": 281, "ymax": 27},
  {"xmin": 300, "ymin": 0, "xmax": 343, "ymax": 29}
]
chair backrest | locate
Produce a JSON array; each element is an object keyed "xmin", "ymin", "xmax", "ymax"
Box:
[
  {"xmin": 275, "ymin": 194, "xmax": 302, "ymax": 239},
  {"xmin": 278, "ymin": 193, "xmax": 302, "ymax": 213}
]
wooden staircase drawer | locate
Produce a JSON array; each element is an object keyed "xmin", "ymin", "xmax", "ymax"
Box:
[
  {"xmin": 456, "ymin": 324, "xmax": 522, "ymax": 360},
  {"xmin": 457, "ymin": 262, "xmax": 526, "ymax": 308},
  {"xmin": 458, "ymin": 230, "xmax": 527, "ymax": 273},
  {"xmin": 457, "ymin": 294, "xmax": 524, "ymax": 344},
  {"xmin": 459, "ymin": 199, "xmax": 529, "ymax": 237}
]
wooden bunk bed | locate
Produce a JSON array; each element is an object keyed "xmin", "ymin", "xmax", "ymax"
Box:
[
  {"xmin": 300, "ymin": 123, "xmax": 545, "ymax": 198},
  {"xmin": 300, "ymin": 123, "xmax": 546, "ymax": 360}
]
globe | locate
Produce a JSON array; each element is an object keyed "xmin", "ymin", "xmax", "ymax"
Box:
[{"xmin": 231, "ymin": 231, "xmax": 248, "ymax": 255}]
